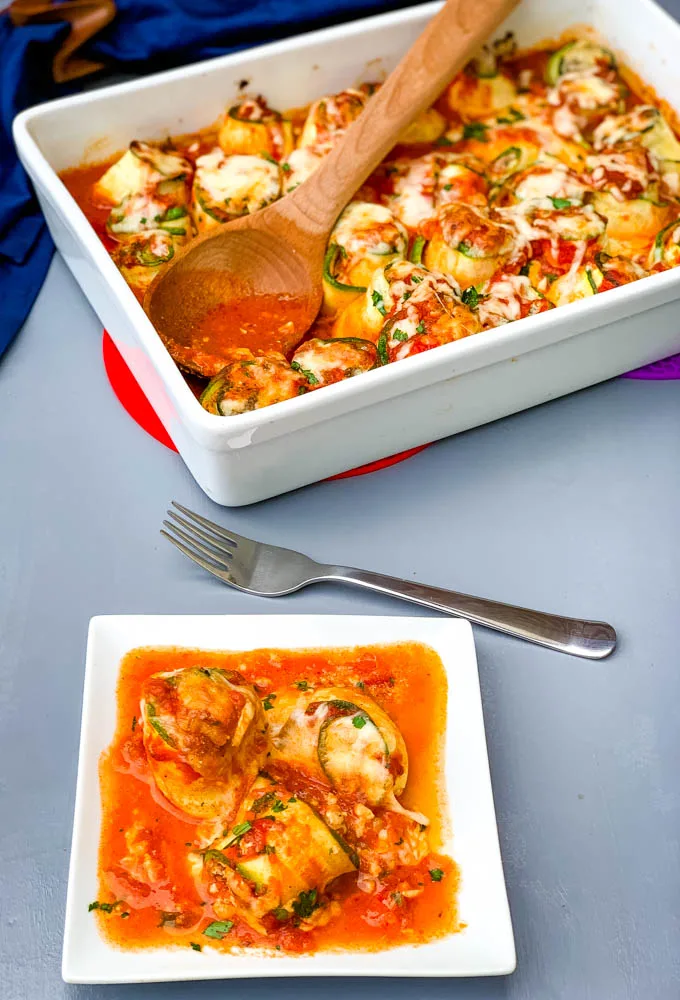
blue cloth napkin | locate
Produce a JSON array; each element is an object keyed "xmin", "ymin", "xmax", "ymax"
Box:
[{"xmin": 1, "ymin": 0, "xmax": 427, "ymax": 360}]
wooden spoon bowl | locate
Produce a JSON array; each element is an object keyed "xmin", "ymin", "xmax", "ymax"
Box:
[{"xmin": 145, "ymin": 0, "xmax": 521, "ymax": 376}]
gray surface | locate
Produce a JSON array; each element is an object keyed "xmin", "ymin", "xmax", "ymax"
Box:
[{"xmin": 2, "ymin": 257, "xmax": 680, "ymax": 999}]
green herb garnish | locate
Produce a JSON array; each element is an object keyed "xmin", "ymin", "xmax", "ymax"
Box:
[
  {"xmin": 463, "ymin": 122, "xmax": 489, "ymax": 141},
  {"xmin": 549, "ymin": 197, "xmax": 572, "ymax": 210},
  {"xmin": 461, "ymin": 286, "xmax": 479, "ymax": 309},
  {"xmin": 371, "ymin": 289, "xmax": 387, "ymax": 316},
  {"xmin": 416, "ymin": 322, "xmax": 426, "ymax": 334},
  {"xmin": 352, "ymin": 715, "xmax": 368, "ymax": 729},
  {"xmin": 190, "ymin": 942, "xmax": 202, "ymax": 951},
  {"xmin": 429, "ymin": 868, "xmax": 445, "ymax": 882},
  {"xmin": 145, "ymin": 703, "xmax": 176, "ymax": 747},
  {"xmin": 262, "ymin": 693, "xmax": 276, "ymax": 711},
  {"xmin": 290, "ymin": 361, "xmax": 319, "ymax": 386},
  {"xmin": 392, "ymin": 328, "xmax": 408, "ymax": 342},
  {"xmin": 273, "ymin": 907, "xmax": 290, "ymax": 921},
  {"xmin": 231, "ymin": 821, "xmax": 252, "ymax": 838},
  {"xmin": 294, "ymin": 680, "xmax": 309, "ymax": 690},
  {"xmin": 203, "ymin": 920, "xmax": 234, "ymax": 939},
  {"xmin": 292, "ymin": 889, "xmax": 319, "ymax": 919},
  {"xmin": 164, "ymin": 205, "xmax": 188, "ymax": 220}
]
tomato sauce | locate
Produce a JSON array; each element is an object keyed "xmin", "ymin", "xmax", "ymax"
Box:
[{"xmin": 94, "ymin": 642, "xmax": 460, "ymax": 956}]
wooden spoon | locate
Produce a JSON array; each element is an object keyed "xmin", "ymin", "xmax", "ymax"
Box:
[{"xmin": 144, "ymin": 0, "xmax": 521, "ymax": 373}]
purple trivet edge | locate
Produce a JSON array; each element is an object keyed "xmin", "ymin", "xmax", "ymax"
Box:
[{"xmin": 622, "ymin": 353, "xmax": 680, "ymax": 380}]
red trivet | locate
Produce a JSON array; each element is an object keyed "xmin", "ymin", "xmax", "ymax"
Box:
[{"xmin": 102, "ymin": 331, "xmax": 430, "ymax": 479}]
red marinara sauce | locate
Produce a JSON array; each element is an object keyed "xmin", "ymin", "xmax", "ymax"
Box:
[{"xmin": 94, "ymin": 642, "xmax": 460, "ymax": 955}]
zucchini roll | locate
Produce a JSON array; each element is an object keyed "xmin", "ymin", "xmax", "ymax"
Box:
[
  {"xmin": 649, "ymin": 218, "xmax": 680, "ymax": 268},
  {"xmin": 290, "ymin": 338, "xmax": 378, "ymax": 387},
  {"xmin": 280, "ymin": 146, "xmax": 324, "ymax": 193},
  {"xmin": 298, "ymin": 88, "xmax": 367, "ymax": 151},
  {"xmin": 141, "ymin": 667, "xmax": 267, "ymax": 821},
  {"xmin": 270, "ymin": 686, "xmax": 416, "ymax": 812},
  {"xmin": 593, "ymin": 106, "xmax": 680, "ymax": 192},
  {"xmin": 331, "ymin": 259, "xmax": 426, "ymax": 343},
  {"xmin": 544, "ymin": 261, "xmax": 604, "ymax": 306},
  {"xmin": 106, "ymin": 194, "xmax": 192, "ymax": 242},
  {"xmin": 200, "ymin": 775, "xmax": 357, "ymax": 934},
  {"xmin": 545, "ymin": 40, "xmax": 617, "ymax": 85},
  {"xmin": 421, "ymin": 203, "xmax": 518, "ymax": 289},
  {"xmin": 587, "ymin": 147, "xmax": 654, "ymax": 200},
  {"xmin": 93, "ymin": 140, "xmax": 191, "ymax": 207},
  {"xmin": 491, "ymin": 161, "xmax": 590, "ymax": 208},
  {"xmin": 110, "ymin": 230, "xmax": 180, "ymax": 300},
  {"xmin": 445, "ymin": 54, "xmax": 518, "ymax": 119},
  {"xmin": 386, "ymin": 153, "xmax": 487, "ymax": 230},
  {"xmin": 218, "ymin": 96, "xmax": 293, "ymax": 161},
  {"xmin": 476, "ymin": 272, "xmax": 553, "ymax": 327},
  {"xmin": 191, "ymin": 150, "xmax": 280, "ymax": 232},
  {"xmin": 591, "ymin": 191, "xmax": 674, "ymax": 258},
  {"xmin": 322, "ymin": 201, "xmax": 408, "ymax": 314},
  {"xmin": 200, "ymin": 357, "xmax": 307, "ymax": 416}
]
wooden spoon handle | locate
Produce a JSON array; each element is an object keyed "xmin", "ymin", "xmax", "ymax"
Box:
[{"xmin": 283, "ymin": 0, "xmax": 521, "ymax": 233}]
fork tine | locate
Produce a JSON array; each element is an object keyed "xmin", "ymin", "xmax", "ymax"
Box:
[
  {"xmin": 160, "ymin": 530, "xmax": 242, "ymax": 588},
  {"xmin": 171, "ymin": 501, "xmax": 244, "ymax": 547},
  {"xmin": 162, "ymin": 520, "xmax": 235, "ymax": 571},
  {"xmin": 166, "ymin": 509, "xmax": 234, "ymax": 558}
]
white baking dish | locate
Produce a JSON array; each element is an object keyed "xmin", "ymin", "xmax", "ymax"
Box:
[{"xmin": 13, "ymin": 0, "xmax": 680, "ymax": 505}]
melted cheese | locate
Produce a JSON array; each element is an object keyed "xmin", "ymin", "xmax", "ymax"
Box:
[{"xmin": 194, "ymin": 150, "xmax": 280, "ymax": 214}]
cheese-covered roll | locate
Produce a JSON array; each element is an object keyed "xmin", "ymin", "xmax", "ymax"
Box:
[
  {"xmin": 587, "ymin": 147, "xmax": 655, "ymax": 200},
  {"xmin": 200, "ymin": 775, "xmax": 357, "ymax": 935},
  {"xmin": 492, "ymin": 160, "xmax": 590, "ymax": 208},
  {"xmin": 545, "ymin": 261, "xmax": 604, "ymax": 306},
  {"xmin": 191, "ymin": 150, "xmax": 280, "ymax": 231},
  {"xmin": 437, "ymin": 155, "xmax": 489, "ymax": 208},
  {"xmin": 476, "ymin": 272, "xmax": 553, "ymax": 327},
  {"xmin": 218, "ymin": 96, "xmax": 293, "ymax": 161},
  {"xmin": 298, "ymin": 88, "xmax": 367, "ymax": 151},
  {"xmin": 591, "ymin": 191, "xmax": 674, "ymax": 258},
  {"xmin": 93, "ymin": 140, "xmax": 191, "ymax": 206},
  {"xmin": 141, "ymin": 666, "xmax": 267, "ymax": 821},
  {"xmin": 384, "ymin": 270, "xmax": 481, "ymax": 362},
  {"xmin": 330, "ymin": 259, "xmax": 428, "ymax": 343},
  {"xmin": 545, "ymin": 40, "xmax": 617, "ymax": 85},
  {"xmin": 421, "ymin": 203, "xmax": 518, "ymax": 289},
  {"xmin": 596, "ymin": 251, "xmax": 647, "ymax": 286},
  {"xmin": 322, "ymin": 201, "xmax": 407, "ymax": 314},
  {"xmin": 291, "ymin": 338, "xmax": 378, "ymax": 387},
  {"xmin": 106, "ymin": 194, "xmax": 192, "ymax": 242},
  {"xmin": 445, "ymin": 60, "xmax": 518, "ymax": 119},
  {"xmin": 545, "ymin": 41, "xmax": 623, "ymax": 142},
  {"xmin": 386, "ymin": 152, "xmax": 488, "ymax": 229},
  {"xmin": 110, "ymin": 230, "xmax": 181, "ymax": 300},
  {"xmin": 496, "ymin": 201, "xmax": 606, "ymax": 248},
  {"xmin": 200, "ymin": 357, "xmax": 307, "ymax": 416},
  {"xmin": 271, "ymin": 686, "xmax": 410, "ymax": 804}
]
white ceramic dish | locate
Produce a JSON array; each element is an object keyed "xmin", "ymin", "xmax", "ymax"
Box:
[
  {"xmin": 14, "ymin": 0, "xmax": 680, "ymax": 506},
  {"xmin": 63, "ymin": 614, "xmax": 514, "ymax": 983}
]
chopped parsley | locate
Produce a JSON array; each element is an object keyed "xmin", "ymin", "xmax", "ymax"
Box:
[
  {"xmin": 140, "ymin": 217, "xmax": 147, "ymax": 224},
  {"xmin": 435, "ymin": 135, "xmax": 454, "ymax": 146},
  {"xmin": 519, "ymin": 262, "xmax": 531, "ymax": 276},
  {"xmin": 273, "ymin": 907, "xmax": 290, "ymax": 922},
  {"xmin": 402, "ymin": 290, "xmax": 412, "ymax": 301},
  {"xmin": 586, "ymin": 267, "xmax": 599, "ymax": 293},
  {"xmin": 546, "ymin": 273, "xmax": 557, "ymax": 284},
  {"xmin": 549, "ymin": 196, "xmax": 572, "ymax": 210},
  {"xmin": 230, "ymin": 821, "xmax": 252, "ymax": 839},
  {"xmin": 356, "ymin": 680, "xmax": 365, "ymax": 690},
  {"xmin": 371, "ymin": 289, "xmax": 387, "ymax": 316},
  {"xmin": 496, "ymin": 106, "xmax": 525, "ymax": 124},
  {"xmin": 288, "ymin": 796, "xmax": 298, "ymax": 803},
  {"xmin": 429, "ymin": 868, "xmax": 445, "ymax": 882},
  {"xmin": 292, "ymin": 888, "xmax": 319, "ymax": 919},
  {"xmin": 281, "ymin": 162, "xmax": 291, "ymax": 172},
  {"xmin": 443, "ymin": 183, "xmax": 453, "ymax": 191},
  {"xmin": 352, "ymin": 714, "xmax": 368, "ymax": 729},
  {"xmin": 461, "ymin": 286, "xmax": 480, "ymax": 309},
  {"xmin": 392, "ymin": 328, "xmax": 408, "ymax": 342},
  {"xmin": 164, "ymin": 205, "xmax": 187, "ymax": 220},
  {"xmin": 457, "ymin": 240, "xmax": 473, "ymax": 255},
  {"xmin": 262, "ymin": 693, "xmax": 276, "ymax": 711},
  {"xmin": 89, "ymin": 900, "xmax": 120, "ymax": 913},
  {"xmin": 290, "ymin": 361, "xmax": 319, "ymax": 386},
  {"xmin": 411, "ymin": 275, "xmax": 423, "ymax": 284},
  {"xmin": 294, "ymin": 680, "xmax": 309, "ymax": 690},
  {"xmin": 190, "ymin": 942, "xmax": 202, "ymax": 952},
  {"xmin": 262, "ymin": 152, "xmax": 278, "ymax": 164},
  {"xmin": 376, "ymin": 332, "xmax": 389, "ymax": 366},
  {"xmin": 463, "ymin": 122, "xmax": 489, "ymax": 142},
  {"xmin": 271, "ymin": 799, "xmax": 287, "ymax": 813},
  {"xmin": 391, "ymin": 892, "xmax": 404, "ymax": 907},
  {"xmin": 203, "ymin": 920, "xmax": 234, "ymax": 939},
  {"xmin": 416, "ymin": 321, "xmax": 426, "ymax": 334}
]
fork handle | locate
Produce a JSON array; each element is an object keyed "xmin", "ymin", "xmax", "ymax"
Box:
[{"xmin": 321, "ymin": 567, "xmax": 617, "ymax": 659}]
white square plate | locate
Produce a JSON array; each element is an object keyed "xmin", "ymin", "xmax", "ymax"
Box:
[{"xmin": 63, "ymin": 615, "xmax": 515, "ymax": 983}]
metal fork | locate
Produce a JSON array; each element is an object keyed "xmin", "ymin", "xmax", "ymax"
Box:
[{"xmin": 161, "ymin": 501, "xmax": 617, "ymax": 660}]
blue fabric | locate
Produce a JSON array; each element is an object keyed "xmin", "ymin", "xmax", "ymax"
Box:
[{"xmin": 0, "ymin": 0, "xmax": 428, "ymax": 360}]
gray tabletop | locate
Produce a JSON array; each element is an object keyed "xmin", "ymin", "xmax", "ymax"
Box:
[{"xmin": 2, "ymin": 154, "xmax": 680, "ymax": 1000}]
